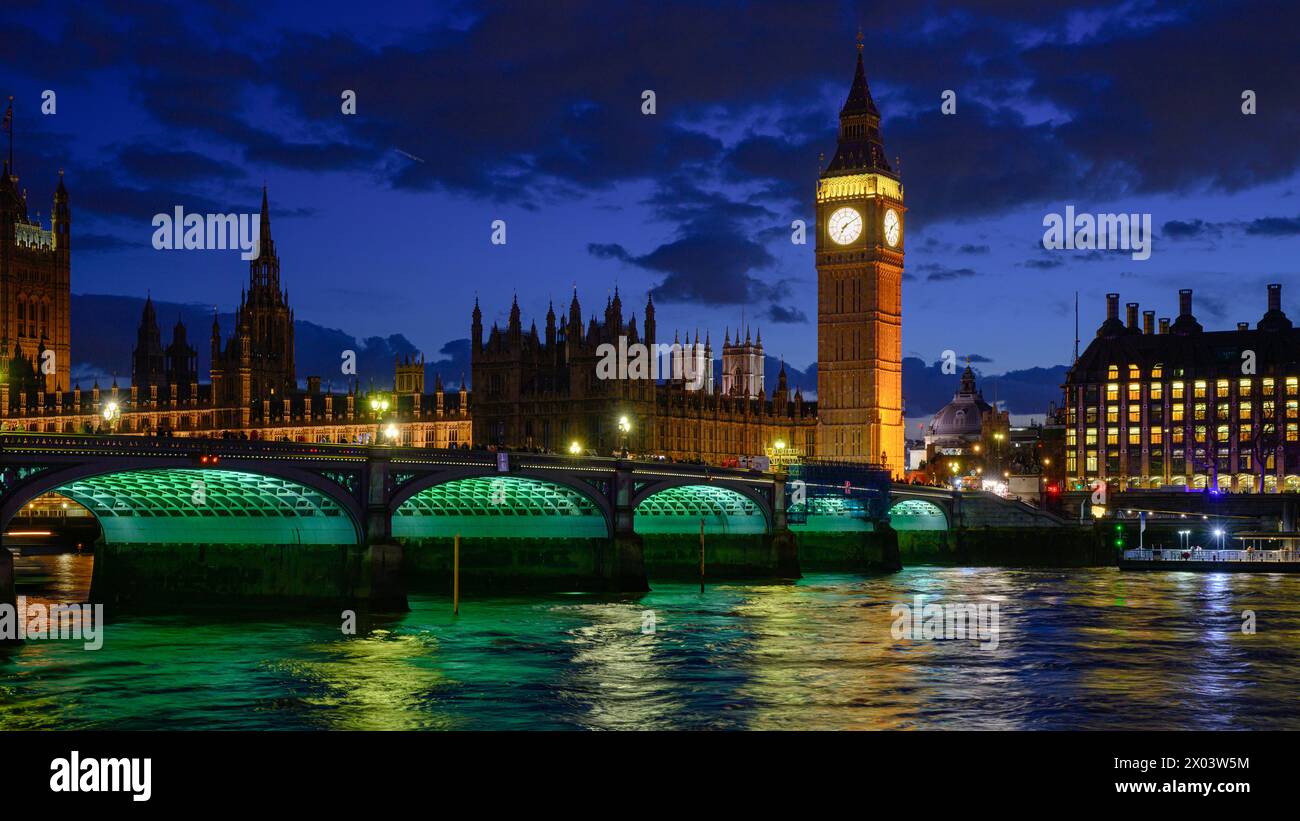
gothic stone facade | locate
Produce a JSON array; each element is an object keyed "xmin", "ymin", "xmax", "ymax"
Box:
[
  {"xmin": 1, "ymin": 188, "xmax": 470, "ymax": 448},
  {"xmin": 1, "ymin": 157, "xmax": 71, "ymax": 394},
  {"xmin": 471, "ymin": 289, "xmax": 817, "ymax": 461}
]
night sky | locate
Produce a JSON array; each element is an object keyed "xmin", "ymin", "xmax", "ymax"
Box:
[{"xmin": 4, "ymin": 0, "xmax": 1299, "ymax": 402}]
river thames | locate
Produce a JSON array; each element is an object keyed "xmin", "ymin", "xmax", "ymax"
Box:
[{"xmin": 3, "ymin": 554, "xmax": 1299, "ymax": 730}]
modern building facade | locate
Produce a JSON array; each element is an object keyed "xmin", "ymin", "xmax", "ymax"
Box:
[{"xmin": 1063, "ymin": 287, "xmax": 1300, "ymax": 493}]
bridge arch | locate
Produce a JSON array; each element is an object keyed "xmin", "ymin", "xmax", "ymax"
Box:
[
  {"xmin": 391, "ymin": 475, "xmax": 611, "ymax": 538},
  {"xmin": 887, "ymin": 498, "xmax": 950, "ymax": 531},
  {"xmin": 633, "ymin": 483, "xmax": 770, "ymax": 534},
  {"xmin": 2, "ymin": 465, "xmax": 363, "ymax": 545}
]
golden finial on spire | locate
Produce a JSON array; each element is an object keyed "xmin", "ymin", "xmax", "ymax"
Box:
[{"xmin": 856, "ymin": 27, "xmax": 864, "ymax": 52}]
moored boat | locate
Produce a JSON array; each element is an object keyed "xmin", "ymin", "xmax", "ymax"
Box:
[{"xmin": 1120, "ymin": 532, "xmax": 1300, "ymax": 572}]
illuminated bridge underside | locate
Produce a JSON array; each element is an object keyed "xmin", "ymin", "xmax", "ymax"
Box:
[
  {"xmin": 393, "ymin": 476, "xmax": 607, "ymax": 538},
  {"xmin": 52, "ymin": 469, "xmax": 358, "ymax": 545},
  {"xmin": 635, "ymin": 485, "xmax": 767, "ymax": 535},
  {"xmin": 790, "ymin": 496, "xmax": 874, "ymax": 532},
  {"xmin": 888, "ymin": 498, "xmax": 949, "ymax": 531}
]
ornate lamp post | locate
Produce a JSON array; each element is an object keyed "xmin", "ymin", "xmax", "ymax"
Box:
[
  {"xmin": 369, "ymin": 395, "xmax": 390, "ymax": 445},
  {"xmin": 617, "ymin": 415, "xmax": 631, "ymax": 458},
  {"xmin": 101, "ymin": 401, "xmax": 121, "ymax": 434}
]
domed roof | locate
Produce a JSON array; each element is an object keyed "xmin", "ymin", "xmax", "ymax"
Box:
[{"xmin": 927, "ymin": 365, "xmax": 993, "ymax": 441}]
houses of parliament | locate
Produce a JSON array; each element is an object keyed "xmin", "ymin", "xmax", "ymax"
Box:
[{"xmin": 1, "ymin": 40, "xmax": 908, "ymax": 475}]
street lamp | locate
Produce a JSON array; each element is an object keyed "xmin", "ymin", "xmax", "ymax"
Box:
[
  {"xmin": 569, "ymin": 440, "xmax": 582, "ymax": 456},
  {"xmin": 369, "ymin": 395, "xmax": 391, "ymax": 444},
  {"xmin": 384, "ymin": 423, "xmax": 399, "ymax": 443},
  {"xmin": 617, "ymin": 415, "xmax": 631, "ymax": 457},
  {"xmin": 101, "ymin": 401, "xmax": 121, "ymax": 433}
]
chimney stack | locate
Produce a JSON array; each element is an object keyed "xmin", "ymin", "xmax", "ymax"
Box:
[
  {"xmin": 1159, "ymin": 317, "xmax": 1170, "ymax": 334},
  {"xmin": 1238, "ymin": 322, "xmax": 1250, "ymax": 331},
  {"xmin": 1143, "ymin": 311, "xmax": 1155, "ymax": 335},
  {"xmin": 1179, "ymin": 289, "xmax": 1193, "ymax": 317},
  {"xmin": 1106, "ymin": 293, "xmax": 1120, "ymax": 321},
  {"xmin": 1126, "ymin": 302, "xmax": 1139, "ymax": 330},
  {"xmin": 1268, "ymin": 283, "xmax": 1282, "ymax": 313}
]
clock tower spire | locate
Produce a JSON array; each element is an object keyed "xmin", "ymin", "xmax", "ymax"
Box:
[{"xmin": 814, "ymin": 34, "xmax": 906, "ymax": 476}]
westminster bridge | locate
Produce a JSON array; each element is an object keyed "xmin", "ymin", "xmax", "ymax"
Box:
[{"xmin": 1, "ymin": 432, "xmax": 940, "ymax": 610}]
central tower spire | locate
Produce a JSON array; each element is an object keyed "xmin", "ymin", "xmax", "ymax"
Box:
[
  {"xmin": 814, "ymin": 34, "xmax": 906, "ymax": 476},
  {"xmin": 825, "ymin": 31, "xmax": 893, "ymax": 177}
]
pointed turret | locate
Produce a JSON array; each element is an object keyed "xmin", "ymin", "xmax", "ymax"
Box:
[{"xmin": 824, "ymin": 31, "xmax": 894, "ymax": 177}]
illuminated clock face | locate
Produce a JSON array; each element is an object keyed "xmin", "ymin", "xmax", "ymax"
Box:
[
  {"xmin": 883, "ymin": 208, "xmax": 901, "ymax": 247},
  {"xmin": 828, "ymin": 207, "xmax": 863, "ymax": 245}
]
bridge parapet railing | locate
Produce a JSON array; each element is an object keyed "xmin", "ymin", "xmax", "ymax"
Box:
[
  {"xmin": 0, "ymin": 431, "xmax": 380, "ymax": 459},
  {"xmin": 0, "ymin": 433, "xmax": 772, "ymax": 482}
]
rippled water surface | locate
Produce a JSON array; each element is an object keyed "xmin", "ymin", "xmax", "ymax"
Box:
[{"xmin": 4, "ymin": 554, "xmax": 1300, "ymax": 730}]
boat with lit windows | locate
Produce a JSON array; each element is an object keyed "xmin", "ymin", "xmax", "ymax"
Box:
[{"xmin": 1120, "ymin": 532, "xmax": 1300, "ymax": 572}]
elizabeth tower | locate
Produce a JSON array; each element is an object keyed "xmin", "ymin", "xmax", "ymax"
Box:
[{"xmin": 815, "ymin": 36, "xmax": 905, "ymax": 475}]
